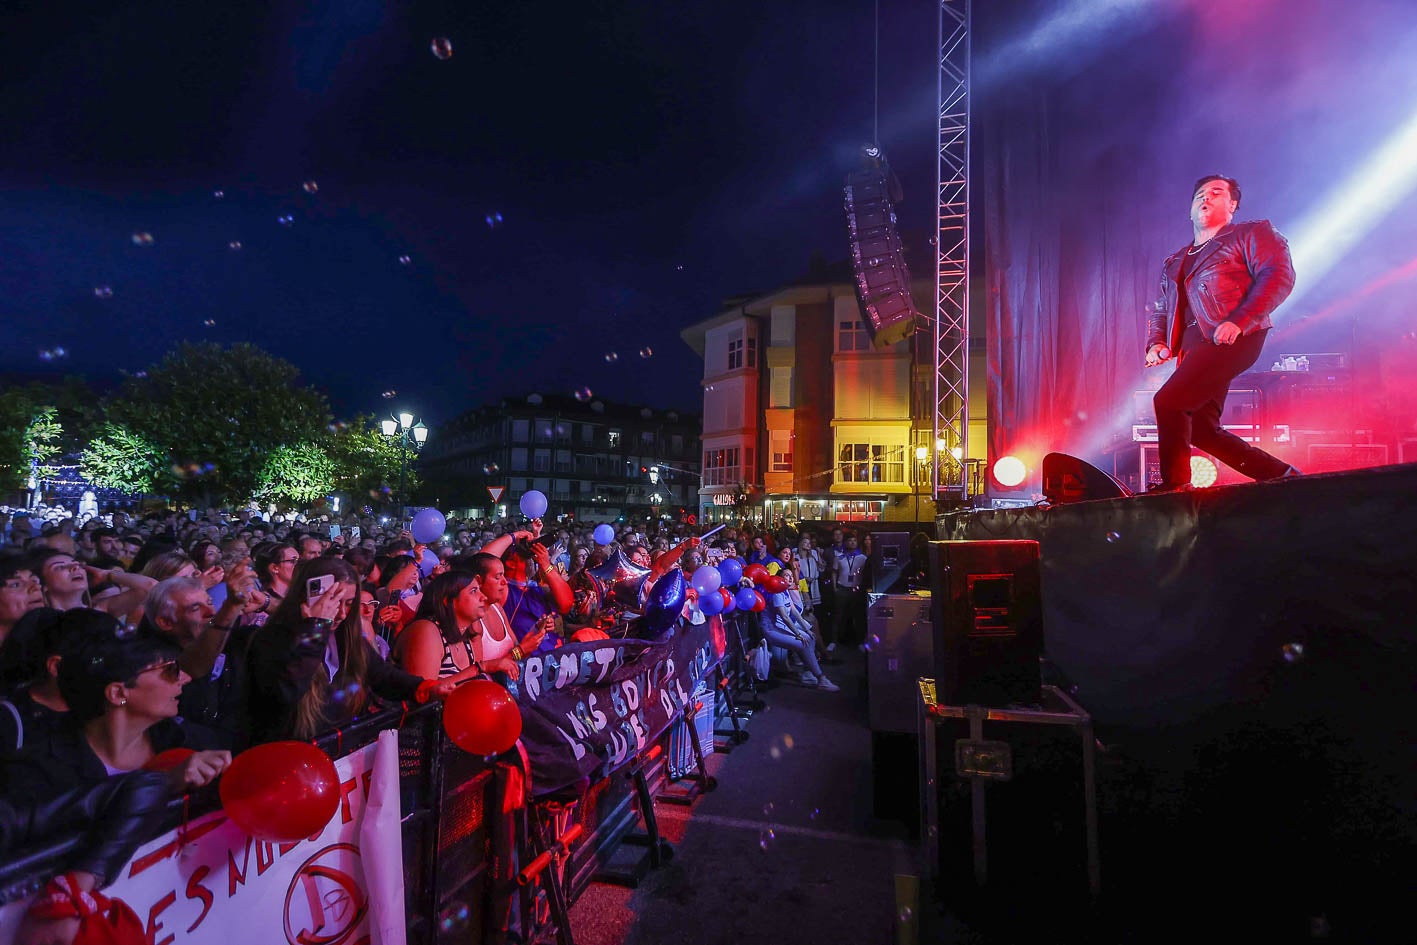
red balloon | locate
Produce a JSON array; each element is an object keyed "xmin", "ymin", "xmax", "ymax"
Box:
[
  {"xmin": 750, "ymin": 590, "xmax": 767, "ymax": 612},
  {"xmin": 743, "ymin": 564, "xmax": 769, "ymax": 585},
  {"xmin": 144, "ymin": 748, "xmax": 194, "ymax": 772},
  {"xmin": 443, "ymin": 679, "xmax": 523, "ymax": 755},
  {"xmin": 220, "ymin": 741, "xmax": 340, "ymax": 842},
  {"xmin": 718, "ymin": 588, "xmax": 734, "ymax": 607},
  {"xmin": 762, "ymin": 574, "xmax": 789, "ymax": 594}
]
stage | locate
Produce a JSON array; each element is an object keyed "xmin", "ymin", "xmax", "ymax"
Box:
[{"xmin": 933, "ymin": 463, "xmax": 1417, "ymax": 939}]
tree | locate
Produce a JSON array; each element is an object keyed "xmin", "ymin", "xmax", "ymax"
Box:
[
  {"xmin": 105, "ymin": 343, "xmax": 331, "ymax": 506},
  {"xmin": 0, "ymin": 390, "xmax": 64, "ymax": 494},
  {"xmin": 255, "ymin": 442, "xmax": 338, "ymax": 506},
  {"xmin": 80, "ymin": 424, "xmax": 165, "ymax": 494},
  {"xmin": 327, "ymin": 417, "xmax": 420, "ymax": 501}
]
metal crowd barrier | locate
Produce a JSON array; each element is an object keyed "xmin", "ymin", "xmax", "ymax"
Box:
[{"xmin": 0, "ymin": 699, "xmax": 682, "ymax": 945}]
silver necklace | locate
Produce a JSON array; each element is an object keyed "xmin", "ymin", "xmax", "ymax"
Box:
[{"xmin": 1187, "ymin": 235, "xmax": 1216, "ymax": 256}]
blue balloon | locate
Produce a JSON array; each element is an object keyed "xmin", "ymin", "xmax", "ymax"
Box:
[
  {"xmin": 410, "ymin": 507, "xmax": 446, "ymax": 544},
  {"xmin": 690, "ymin": 564, "xmax": 722, "ymax": 595},
  {"xmin": 644, "ymin": 570, "xmax": 687, "ymax": 636},
  {"xmin": 697, "ymin": 590, "xmax": 725, "ymax": 616},
  {"xmin": 593, "ymin": 523, "xmax": 615, "ymax": 546},
  {"xmin": 721, "ymin": 590, "xmax": 737, "ymax": 613},
  {"xmin": 734, "ymin": 587, "xmax": 758, "ymax": 612},
  {"xmin": 717, "ymin": 557, "xmax": 743, "ymax": 585},
  {"xmin": 417, "ymin": 547, "xmax": 439, "ymax": 577},
  {"xmin": 519, "ymin": 490, "xmax": 548, "ymax": 519}
]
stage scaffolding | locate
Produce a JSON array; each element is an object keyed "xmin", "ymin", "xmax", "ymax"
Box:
[{"xmin": 930, "ymin": 0, "xmax": 971, "ymax": 501}]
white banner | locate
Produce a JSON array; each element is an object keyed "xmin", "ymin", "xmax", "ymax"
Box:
[{"xmin": 0, "ymin": 739, "xmax": 407, "ymax": 945}]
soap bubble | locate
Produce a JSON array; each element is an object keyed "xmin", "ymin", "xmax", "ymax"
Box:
[
  {"xmin": 808, "ymin": 807, "xmax": 820, "ymax": 821},
  {"xmin": 1281, "ymin": 642, "xmax": 1305, "ymax": 663},
  {"xmin": 277, "ymin": 214, "xmax": 294, "ymax": 227},
  {"xmin": 213, "ymin": 189, "xmax": 225, "ymax": 200},
  {"xmin": 897, "ymin": 906, "xmax": 914, "ymax": 924},
  {"xmin": 130, "ymin": 232, "xmax": 154, "ymax": 246},
  {"xmin": 1105, "ymin": 531, "xmax": 1120, "ymax": 544},
  {"xmin": 675, "ymin": 264, "xmax": 684, "ymax": 271},
  {"xmin": 639, "ymin": 347, "xmax": 653, "ymax": 359},
  {"xmin": 93, "ymin": 286, "xmax": 113, "ymax": 299},
  {"xmin": 482, "ymin": 462, "xmax": 500, "ymax": 475},
  {"xmin": 485, "ymin": 211, "xmax": 503, "ymax": 229},
  {"xmin": 574, "ymin": 387, "xmax": 593, "ymax": 402},
  {"xmin": 604, "ymin": 352, "xmax": 619, "ymax": 363},
  {"xmin": 430, "ymin": 37, "xmax": 453, "ymax": 60},
  {"xmin": 762, "ymin": 802, "xmax": 774, "ymax": 817},
  {"xmin": 381, "ymin": 390, "xmax": 397, "ymax": 399},
  {"xmin": 228, "ymin": 240, "xmax": 242, "ymax": 251},
  {"xmin": 758, "ymin": 827, "xmax": 776, "ymax": 852},
  {"xmin": 301, "ymin": 180, "xmax": 319, "ymax": 194},
  {"xmin": 437, "ymin": 900, "xmax": 469, "ymax": 934},
  {"xmin": 398, "ymin": 255, "xmax": 412, "ymax": 266},
  {"xmin": 203, "ymin": 319, "xmax": 216, "ymax": 327}
]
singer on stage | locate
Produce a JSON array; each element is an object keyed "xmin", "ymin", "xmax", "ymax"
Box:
[{"xmin": 1143, "ymin": 174, "xmax": 1300, "ymax": 491}]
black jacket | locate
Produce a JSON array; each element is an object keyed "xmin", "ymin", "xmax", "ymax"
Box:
[
  {"xmin": 0, "ymin": 769, "xmax": 171, "ymax": 886},
  {"xmin": 1146, "ymin": 219, "xmax": 1296, "ymax": 352},
  {"xmin": 245, "ymin": 617, "xmax": 422, "ymax": 744}
]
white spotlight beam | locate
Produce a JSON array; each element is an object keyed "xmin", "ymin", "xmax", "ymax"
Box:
[{"xmin": 1284, "ymin": 105, "xmax": 1417, "ymax": 316}]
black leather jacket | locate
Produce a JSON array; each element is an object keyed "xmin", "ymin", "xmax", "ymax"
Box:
[
  {"xmin": 0, "ymin": 770, "xmax": 170, "ymax": 886},
  {"xmin": 1145, "ymin": 219, "xmax": 1296, "ymax": 351}
]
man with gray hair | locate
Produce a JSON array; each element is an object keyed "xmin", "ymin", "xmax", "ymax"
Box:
[{"xmin": 144, "ymin": 564, "xmax": 261, "ymax": 749}]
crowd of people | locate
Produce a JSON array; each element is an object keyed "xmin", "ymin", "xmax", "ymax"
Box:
[{"xmin": 0, "ymin": 499, "xmax": 900, "ymax": 941}]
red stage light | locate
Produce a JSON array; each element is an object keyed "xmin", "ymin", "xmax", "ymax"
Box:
[
  {"xmin": 1190, "ymin": 455, "xmax": 1218, "ymax": 488},
  {"xmin": 993, "ymin": 455, "xmax": 1028, "ymax": 488}
]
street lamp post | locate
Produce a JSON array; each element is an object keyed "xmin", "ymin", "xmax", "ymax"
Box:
[{"xmin": 380, "ymin": 412, "xmax": 428, "ymax": 510}]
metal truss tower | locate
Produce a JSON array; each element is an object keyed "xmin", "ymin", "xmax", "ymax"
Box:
[{"xmin": 932, "ymin": 0, "xmax": 971, "ymax": 501}]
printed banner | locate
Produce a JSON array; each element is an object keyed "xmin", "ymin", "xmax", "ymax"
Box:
[
  {"xmin": 509, "ymin": 616, "xmax": 727, "ymax": 796},
  {"xmin": 0, "ymin": 739, "xmax": 402, "ymax": 945}
]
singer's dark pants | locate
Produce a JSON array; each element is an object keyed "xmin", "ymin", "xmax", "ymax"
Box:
[{"xmin": 1154, "ymin": 323, "xmax": 1291, "ymax": 486}]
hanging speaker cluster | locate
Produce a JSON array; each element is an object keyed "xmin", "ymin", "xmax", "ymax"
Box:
[{"xmin": 844, "ymin": 150, "xmax": 921, "ymax": 349}]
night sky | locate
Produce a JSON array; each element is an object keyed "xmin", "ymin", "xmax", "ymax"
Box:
[{"xmin": 0, "ymin": 0, "xmax": 941, "ymax": 424}]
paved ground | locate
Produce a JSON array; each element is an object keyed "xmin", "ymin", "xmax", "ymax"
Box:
[{"xmin": 566, "ymin": 652, "xmax": 965, "ymax": 945}]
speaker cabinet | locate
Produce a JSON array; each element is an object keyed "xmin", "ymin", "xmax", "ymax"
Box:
[
  {"xmin": 845, "ymin": 161, "xmax": 921, "ymax": 349},
  {"xmin": 928, "ymin": 540, "xmax": 1042, "ymax": 706}
]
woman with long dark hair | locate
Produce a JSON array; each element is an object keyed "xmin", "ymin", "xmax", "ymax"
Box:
[
  {"xmin": 391, "ymin": 571, "xmax": 494, "ymax": 683},
  {"xmin": 245, "ymin": 558, "xmax": 450, "ymax": 743}
]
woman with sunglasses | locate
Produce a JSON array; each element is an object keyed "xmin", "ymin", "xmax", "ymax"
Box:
[{"xmin": 0, "ymin": 610, "xmax": 230, "ymax": 799}]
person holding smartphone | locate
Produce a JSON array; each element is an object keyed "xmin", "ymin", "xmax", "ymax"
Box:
[{"xmin": 245, "ymin": 558, "xmax": 452, "ymax": 743}]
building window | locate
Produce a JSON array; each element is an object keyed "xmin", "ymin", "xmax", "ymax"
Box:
[
  {"xmin": 607, "ymin": 430, "xmax": 621, "ymax": 448},
  {"xmin": 534, "ymin": 420, "xmax": 554, "ymax": 443},
  {"xmin": 728, "ymin": 337, "xmax": 744, "ymax": 370},
  {"xmin": 555, "ymin": 422, "xmax": 571, "ymax": 444},
  {"xmin": 580, "ymin": 423, "xmax": 595, "ymax": 443},
  {"xmin": 671, "ymin": 434, "xmax": 684, "ymax": 454},
  {"xmin": 838, "ymin": 319, "xmax": 869, "ymax": 352},
  {"xmin": 771, "ymin": 431, "xmax": 793, "ymax": 472},
  {"xmin": 511, "ymin": 419, "xmax": 530, "ymax": 442},
  {"xmin": 747, "ymin": 336, "xmax": 757, "ymax": 368},
  {"xmin": 511, "ymin": 448, "xmax": 529, "ymax": 472},
  {"xmin": 533, "ymin": 449, "xmax": 551, "ymax": 473},
  {"xmin": 837, "ymin": 443, "xmax": 905, "ymax": 483},
  {"xmin": 702, "ymin": 447, "xmax": 741, "ymax": 488}
]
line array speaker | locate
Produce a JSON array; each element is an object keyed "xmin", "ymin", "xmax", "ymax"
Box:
[{"xmin": 844, "ymin": 151, "xmax": 921, "ymax": 349}]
